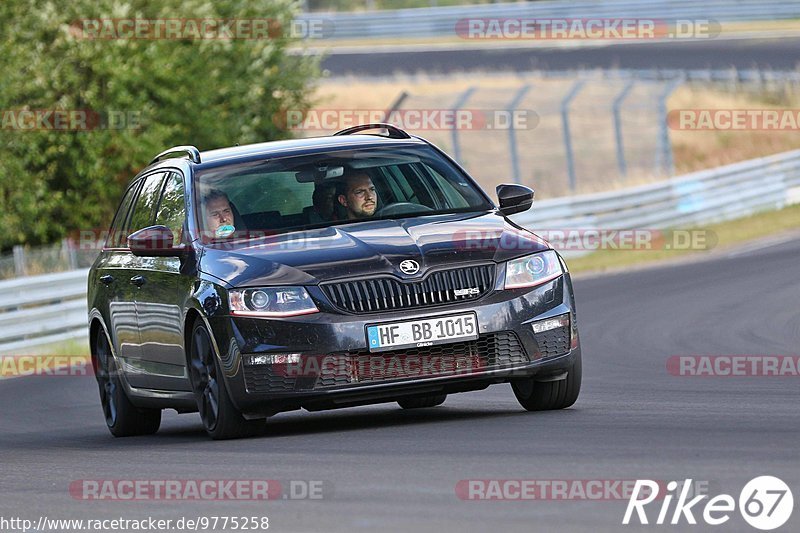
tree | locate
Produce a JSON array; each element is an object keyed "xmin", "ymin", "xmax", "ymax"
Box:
[{"xmin": 0, "ymin": 0, "xmax": 319, "ymax": 249}]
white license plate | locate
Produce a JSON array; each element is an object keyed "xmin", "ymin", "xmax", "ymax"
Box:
[{"xmin": 366, "ymin": 313, "xmax": 479, "ymax": 352}]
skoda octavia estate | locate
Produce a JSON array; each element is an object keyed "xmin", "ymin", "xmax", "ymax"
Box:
[{"xmin": 88, "ymin": 123, "xmax": 582, "ymax": 439}]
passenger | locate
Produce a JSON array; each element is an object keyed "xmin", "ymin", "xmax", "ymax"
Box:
[
  {"xmin": 309, "ymin": 181, "xmax": 338, "ymax": 223},
  {"xmin": 202, "ymin": 189, "xmax": 237, "ymax": 237}
]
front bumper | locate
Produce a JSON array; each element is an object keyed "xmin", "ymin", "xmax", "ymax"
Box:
[{"xmin": 208, "ymin": 273, "xmax": 580, "ymax": 417}]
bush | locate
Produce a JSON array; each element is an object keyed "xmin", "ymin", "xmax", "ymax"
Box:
[{"xmin": 0, "ymin": 0, "xmax": 319, "ymax": 249}]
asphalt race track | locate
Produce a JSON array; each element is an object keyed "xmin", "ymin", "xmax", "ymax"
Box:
[
  {"xmin": 320, "ymin": 37, "xmax": 800, "ymax": 76},
  {"xmin": 1, "ymin": 236, "xmax": 798, "ymax": 532}
]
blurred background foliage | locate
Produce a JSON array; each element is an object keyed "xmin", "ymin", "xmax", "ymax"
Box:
[
  {"xmin": 0, "ymin": 0, "xmax": 319, "ymax": 250},
  {"xmin": 302, "ymin": 0, "xmax": 506, "ymax": 11}
]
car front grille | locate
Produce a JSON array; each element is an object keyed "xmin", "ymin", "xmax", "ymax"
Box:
[{"xmin": 320, "ymin": 264, "xmax": 495, "ymax": 314}]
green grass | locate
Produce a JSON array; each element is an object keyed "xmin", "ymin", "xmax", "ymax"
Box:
[
  {"xmin": 24, "ymin": 337, "xmax": 91, "ymax": 357},
  {"xmin": 568, "ymin": 203, "xmax": 800, "ymax": 275}
]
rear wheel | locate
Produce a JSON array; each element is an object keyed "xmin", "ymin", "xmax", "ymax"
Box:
[
  {"xmin": 511, "ymin": 353, "xmax": 581, "ymax": 411},
  {"xmin": 398, "ymin": 394, "xmax": 447, "ymax": 409},
  {"xmin": 188, "ymin": 321, "xmax": 264, "ymax": 440},
  {"xmin": 93, "ymin": 330, "xmax": 161, "ymax": 437}
]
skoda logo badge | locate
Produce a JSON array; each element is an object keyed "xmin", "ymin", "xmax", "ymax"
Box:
[{"xmin": 399, "ymin": 259, "xmax": 420, "ymax": 275}]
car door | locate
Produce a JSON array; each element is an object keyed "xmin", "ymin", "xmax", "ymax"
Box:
[
  {"xmin": 118, "ymin": 171, "xmax": 168, "ymax": 387},
  {"xmin": 133, "ymin": 171, "xmax": 195, "ymax": 392},
  {"xmin": 93, "ymin": 178, "xmax": 150, "ymax": 387}
]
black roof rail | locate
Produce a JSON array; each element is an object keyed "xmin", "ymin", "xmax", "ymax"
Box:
[
  {"xmin": 333, "ymin": 123, "xmax": 411, "ymax": 139},
  {"xmin": 149, "ymin": 145, "xmax": 201, "ymax": 166}
]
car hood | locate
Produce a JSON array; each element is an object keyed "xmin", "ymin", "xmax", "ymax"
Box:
[{"xmin": 199, "ymin": 211, "xmax": 550, "ymax": 287}]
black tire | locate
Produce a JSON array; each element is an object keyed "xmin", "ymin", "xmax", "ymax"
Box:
[
  {"xmin": 93, "ymin": 330, "xmax": 161, "ymax": 437},
  {"xmin": 511, "ymin": 353, "xmax": 582, "ymax": 411},
  {"xmin": 187, "ymin": 320, "xmax": 264, "ymax": 440},
  {"xmin": 398, "ymin": 394, "xmax": 447, "ymax": 409}
]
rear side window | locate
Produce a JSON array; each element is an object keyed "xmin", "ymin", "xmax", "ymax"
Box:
[
  {"xmin": 128, "ymin": 172, "xmax": 166, "ymax": 237},
  {"xmin": 155, "ymin": 172, "xmax": 186, "ymax": 241}
]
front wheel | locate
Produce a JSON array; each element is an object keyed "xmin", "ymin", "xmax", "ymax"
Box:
[
  {"xmin": 511, "ymin": 353, "xmax": 581, "ymax": 411},
  {"xmin": 93, "ymin": 330, "xmax": 161, "ymax": 437},
  {"xmin": 188, "ymin": 321, "xmax": 264, "ymax": 440}
]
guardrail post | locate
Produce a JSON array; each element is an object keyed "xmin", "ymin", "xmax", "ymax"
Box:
[
  {"xmin": 450, "ymin": 87, "xmax": 476, "ymax": 164},
  {"xmin": 12, "ymin": 245, "xmax": 26, "ymax": 277},
  {"xmin": 655, "ymin": 76, "xmax": 684, "ymax": 176},
  {"xmin": 506, "ymin": 84, "xmax": 532, "ymax": 184},
  {"xmin": 561, "ymin": 80, "xmax": 586, "ymax": 193},
  {"xmin": 613, "ymin": 80, "xmax": 635, "ymax": 178}
]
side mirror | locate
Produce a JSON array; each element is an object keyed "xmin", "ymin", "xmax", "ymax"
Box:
[
  {"xmin": 496, "ymin": 184, "xmax": 534, "ymax": 216},
  {"xmin": 128, "ymin": 225, "xmax": 185, "ymax": 257}
]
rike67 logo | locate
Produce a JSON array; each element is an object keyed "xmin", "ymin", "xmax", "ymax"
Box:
[{"xmin": 624, "ymin": 476, "xmax": 793, "ymax": 530}]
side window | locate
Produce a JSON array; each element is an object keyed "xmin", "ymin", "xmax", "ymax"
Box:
[
  {"xmin": 226, "ymin": 173, "xmax": 314, "ymax": 216},
  {"xmin": 426, "ymin": 166, "xmax": 469, "ymax": 209},
  {"xmin": 128, "ymin": 172, "xmax": 166, "ymax": 238},
  {"xmin": 155, "ymin": 172, "xmax": 186, "ymax": 241},
  {"xmin": 106, "ymin": 182, "xmax": 140, "ymax": 248},
  {"xmin": 399, "ymin": 164, "xmax": 435, "ymax": 207},
  {"xmin": 377, "ymin": 166, "xmax": 407, "ymax": 203}
]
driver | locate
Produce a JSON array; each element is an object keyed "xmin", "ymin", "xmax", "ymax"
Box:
[{"xmin": 336, "ymin": 172, "xmax": 377, "ymax": 220}]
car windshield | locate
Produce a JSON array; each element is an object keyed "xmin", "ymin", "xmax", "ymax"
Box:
[{"xmin": 194, "ymin": 145, "xmax": 493, "ymax": 240}]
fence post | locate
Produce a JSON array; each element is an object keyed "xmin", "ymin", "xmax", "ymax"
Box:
[
  {"xmin": 655, "ymin": 76, "xmax": 684, "ymax": 176},
  {"xmin": 450, "ymin": 87, "xmax": 476, "ymax": 165},
  {"xmin": 385, "ymin": 90, "xmax": 409, "ymax": 117},
  {"xmin": 507, "ymin": 84, "xmax": 532, "ymax": 184},
  {"xmin": 12, "ymin": 245, "xmax": 26, "ymax": 277},
  {"xmin": 561, "ymin": 80, "xmax": 586, "ymax": 193},
  {"xmin": 62, "ymin": 238, "xmax": 78, "ymax": 270},
  {"xmin": 612, "ymin": 79, "xmax": 635, "ymax": 178}
]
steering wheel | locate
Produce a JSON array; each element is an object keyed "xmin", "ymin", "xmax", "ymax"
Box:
[{"xmin": 374, "ymin": 202, "xmax": 434, "ymax": 217}]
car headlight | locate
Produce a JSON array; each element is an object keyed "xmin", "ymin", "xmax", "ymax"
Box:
[
  {"xmin": 229, "ymin": 287, "xmax": 318, "ymax": 317},
  {"xmin": 504, "ymin": 250, "xmax": 563, "ymax": 289}
]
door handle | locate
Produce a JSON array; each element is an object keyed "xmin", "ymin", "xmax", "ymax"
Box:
[
  {"xmin": 99, "ymin": 274, "xmax": 114, "ymax": 285},
  {"xmin": 130, "ymin": 275, "xmax": 146, "ymax": 287}
]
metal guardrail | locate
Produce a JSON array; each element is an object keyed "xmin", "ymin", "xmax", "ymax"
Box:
[
  {"xmin": 1, "ymin": 149, "xmax": 799, "ymax": 353},
  {"xmin": 299, "ymin": 0, "xmax": 800, "ymax": 40},
  {"xmin": 512, "ymin": 149, "xmax": 800, "ymax": 231},
  {"xmin": 0, "ymin": 269, "xmax": 89, "ymax": 354}
]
